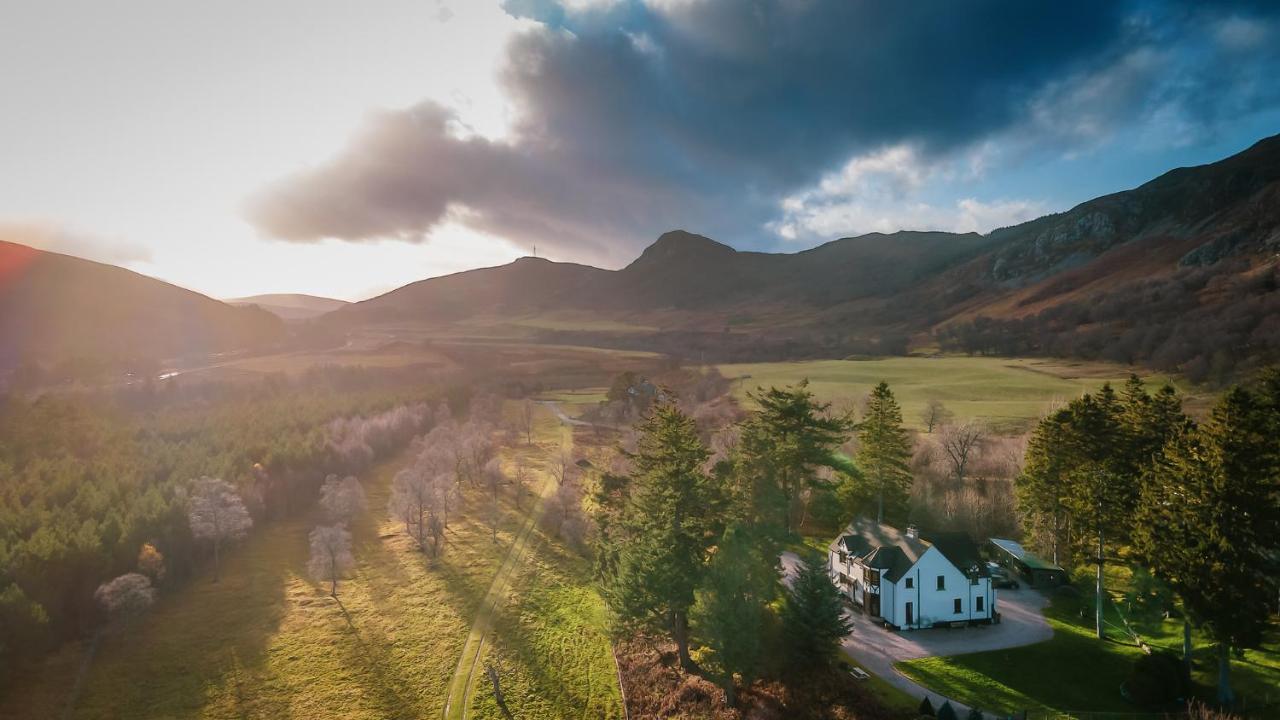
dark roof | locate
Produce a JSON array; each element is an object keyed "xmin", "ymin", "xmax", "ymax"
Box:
[
  {"xmin": 920, "ymin": 530, "xmax": 989, "ymax": 578},
  {"xmin": 829, "ymin": 518, "xmax": 930, "ymax": 582}
]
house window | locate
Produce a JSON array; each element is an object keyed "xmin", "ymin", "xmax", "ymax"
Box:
[
  {"xmin": 936, "ymin": 575, "xmax": 946, "ymax": 591},
  {"xmin": 953, "ymin": 598, "xmax": 963, "ymax": 614},
  {"xmin": 905, "ymin": 577, "xmax": 914, "ymax": 589},
  {"xmin": 976, "ymin": 596, "xmax": 985, "ymax": 612}
]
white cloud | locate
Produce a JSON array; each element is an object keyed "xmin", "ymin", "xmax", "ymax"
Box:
[{"xmin": 770, "ymin": 144, "xmax": 1046, "ymax": 241}]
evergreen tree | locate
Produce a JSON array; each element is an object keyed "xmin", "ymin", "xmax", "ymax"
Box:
[
  {"xmin": 855, "ymin": 382, "xmax": 913, "ymax": 524},
  {"xmin": 692, "ymin": 524, "xmax": 775, "ymax": 706},
  {"xmin": 936, "ymin": 700, "xmax": 958, "ymax": 720},
  {"xmin": 918, "ymin": 696, "xmax": 936, "ymax": 717},
  {"xmin": 607, "ymin": 402, "xmax": 720, "ymax": 670},
  {"xmin": 1059, "ymin": 387, "xmax": 1133, "ymax": 639},
  {"xmin": 780, "ymin": 557, "xmax": 853, "ymax": 672},
  {"xmin": 1017, "ymin": 410, "xmax": 1073, "ymax": 566},
  {"xmin": 1134, "ymin": 385, "xmax": 1280, "ymax": 706},
  {"xmin": 735, "ymin": 381, "xmax": 850, "ymax": 539}
]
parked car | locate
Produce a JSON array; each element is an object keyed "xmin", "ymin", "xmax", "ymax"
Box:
[{"xmin": 987, "ymin": 561, "xmax": 1020, "ymax": 589}]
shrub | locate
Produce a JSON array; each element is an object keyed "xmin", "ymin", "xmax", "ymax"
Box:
[
  {"xmin": 918, "ymin": 697, "xmax": 935, "ymax": 716},
  {"xmin": 1125, "ymin": 650, "xmax": 1189, "ymax": 707},
  {"xmin": 936, "ymin": 700, "xmax": 958, "ymax": 720}
]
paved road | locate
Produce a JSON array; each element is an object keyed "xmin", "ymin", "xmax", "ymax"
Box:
[{"xmin": 780, "ymin": 551, "xmax": 1053, "ymax": 717}]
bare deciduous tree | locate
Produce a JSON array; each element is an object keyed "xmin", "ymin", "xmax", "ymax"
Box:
[
  {"xmin": 520, "ymin": 399, "xmax": 536, "ymax": 445},
  {"xmin": 308, "ymin": 524, "xmax": 354, "ymax": 597},
  {"xmin": 512, "ymin": 455, "xmax": 529, "ymax": 510},
  {"xmin": 482, "ymin": 457, "xmax": 506, "ymax": 542},
  {"xmin": 939, "ymin": 422, "xmax": 986, "ymax": 483},
  {"xmin": 920, "ymin": 398, "xmax": 954, "ymax": 433},
  {"xmin": 187, "ymin": 476, "xmax": 253, "ymax": 582},
  {"xmin": 95, "ymin": 573, "xmax": 156, "ymax": 621},
  {"xmin": 388, "ymin": 466, "xmax": 433, "ymax": 552},
  {"xmin": 549, "ymin": 442, "xmax": 574, "ymax": 486},
  {"xmin": 319, "ymin": 474, "xmax": 367, "ymax": 523}
]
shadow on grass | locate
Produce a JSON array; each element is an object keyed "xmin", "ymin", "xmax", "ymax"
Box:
[{"xmin": 331, "ymin": 597, "xmax": 419, "ymax": 720}]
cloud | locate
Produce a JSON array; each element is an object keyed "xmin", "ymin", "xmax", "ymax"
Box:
[
  {"xmin": 247, "ymin": 1, "xmax": 1280, "ymax": 261},
  {"xmin": 0, "ymin": 220, "xmax": 152, "ymax": 265},
  {"xmin": 771, "ymin": 144, "xmax": 1047, "ymax": 240}
]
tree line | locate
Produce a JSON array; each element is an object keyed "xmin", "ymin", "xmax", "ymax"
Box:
[{"xmin": 1017, "ymin": 372, "xmax": 1280, "ymax": 705}]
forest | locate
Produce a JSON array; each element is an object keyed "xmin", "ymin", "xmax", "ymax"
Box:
[{"xmin": 0, "ymin": 365, "xmax": 455, "ymax": 677}]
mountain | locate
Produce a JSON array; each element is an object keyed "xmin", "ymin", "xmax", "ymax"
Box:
[
  {"xmin": 327, "ymin": 256, "xmax": 612, "ymax": 326},
  {"xmin": 0, "ymin": 241, "xmax": 282, "ymax": 376},
  {"xmin": 228, "ymin": 293, "xmax": 350, "ymax": 321},
  {"xmin": 324, "ymin": 134, "xmax": 1280, "ymax": 377},
  {"xmin": 328, "ymin": 229, "xmax": 994, "ymax": 324}
]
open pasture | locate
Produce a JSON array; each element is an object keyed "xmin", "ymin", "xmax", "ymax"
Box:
[{"xmin": 718, "ymin": 356, "xmax": 1189, "ymax": 434}]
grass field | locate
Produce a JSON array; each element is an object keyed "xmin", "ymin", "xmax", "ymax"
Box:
[
  {"xmin": 1, "ymin": 404, "xmax": 622, "ymax": 720},
  {"xmin": 469, "ymin": 534, "xmax": 624, "ymax": 719},
  {"xmin": 459, "ymin": 313, "xmax": 658, "ymax": 334},
  {"xmin": 718, "ymin": 356, "xmax": 1190, "ymax": 434},
  {"xmin": 896, "ymin": 571, "xmax": 1280, "ymax": 716}
]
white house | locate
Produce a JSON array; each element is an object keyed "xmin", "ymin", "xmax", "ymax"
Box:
[{"xmin": 828, "ymin": 518, "xmax": 995, "ymax": 630}]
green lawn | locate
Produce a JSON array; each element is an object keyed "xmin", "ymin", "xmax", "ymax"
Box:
[
  {"xmin": 896, "ymin": 584, "xmax": 1280, "ymax": 717},
  {"xmin": 718, "ymin": 356, "xmax": 1189, "ymax": 433},
  {"xmin": 470, "ymin": 535, "xmax": 624, "ymax": 719}
]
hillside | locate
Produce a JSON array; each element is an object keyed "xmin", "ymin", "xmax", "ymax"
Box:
[
  {"xmin": 228, "ymin": 293, "xmax": 350, "ymax": 320},
  {"xmin": 321, "ymin": 134, "xmax": 1280, "ymax": 377},
  {"xmin": 0, "ymin": 241, "xmax": 282, "ymax": 376},
  {"xmin": 326, "ymin": 230, "xmax": 993, "ymax": 332}
]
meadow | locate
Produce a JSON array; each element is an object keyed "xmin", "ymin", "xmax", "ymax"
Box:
[
  {"xmin": 0, "ymin": 402, "xmax": 622, "ymax": 720},
  {"xmin": 718, "ymin": 356, "xmax": 1190, "ymax": 434}
]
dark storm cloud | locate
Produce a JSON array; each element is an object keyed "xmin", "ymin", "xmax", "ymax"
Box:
[{"xmin": 247, "ymin": 0, "xmax": 1280, "ymax": 263}]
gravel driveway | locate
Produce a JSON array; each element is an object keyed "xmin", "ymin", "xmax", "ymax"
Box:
[{"xmin": 780, "ymin": 551, "xmax": 1053, "ymax": 717}]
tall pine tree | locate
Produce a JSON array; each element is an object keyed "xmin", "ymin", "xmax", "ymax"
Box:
[
  {"xmin": 735, "ymin": 381, "xmax": 849, "ymax": 539},
  {"xmin": 692, "ymin": 524, "xmax": 775, "ymax": 706},
  {"xmin": 781, "ymin": 557, "xmax": 853, "ymax": 672},
  {"xmin": 855, "ymin": 381, "xmax": 912, "ymax": 524},
  {"xmin": 1134, "ymin": 384, "xmax": 1280, "ymax": 706},
  {"xmin": 607, "ymin": 402, "xmax": 721, "ymax": 670}
]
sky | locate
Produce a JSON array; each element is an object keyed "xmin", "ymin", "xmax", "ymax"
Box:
[{"xmin": 3, "ymin": 0, "xmax": 1280, "ymax": 301}]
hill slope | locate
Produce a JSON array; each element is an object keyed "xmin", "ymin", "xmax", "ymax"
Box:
[
  {"xmin": 324, "ymin": 134, "xmax": 1280, "ymax": 376},
  {"xmin": 0, "ymin": 241, "xmax": 282, "ymax": 375}
]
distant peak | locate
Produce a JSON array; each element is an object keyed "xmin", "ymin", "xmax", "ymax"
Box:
[
  {"xmin": 512, "ymin": 255, "xmax": 552, "ymax": 264},
  {"xmin": 651, "ymin": 230, "xmax": 734, "ymax": 252}
]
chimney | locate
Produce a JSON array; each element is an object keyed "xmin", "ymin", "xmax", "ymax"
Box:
[{"xmin": 905, "ymin": 525, "xmax": 918, "ymax": 539}]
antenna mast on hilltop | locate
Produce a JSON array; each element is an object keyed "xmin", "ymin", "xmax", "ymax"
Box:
[{"xmin": 532, "ymin": 245, "xmax": 537, "ymax": 259}]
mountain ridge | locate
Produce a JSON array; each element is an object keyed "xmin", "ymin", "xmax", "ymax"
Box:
[{"xmin": 0, "ymin": 240, "xmax": 283, "ymax": 376}]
